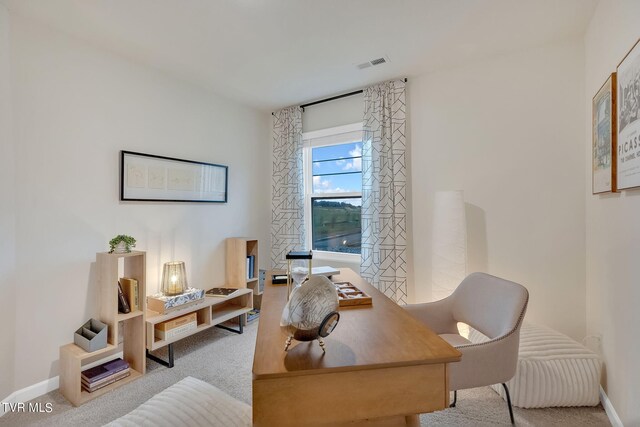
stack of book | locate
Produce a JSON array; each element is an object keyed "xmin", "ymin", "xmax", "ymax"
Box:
[{"xmin": 81, "ymin": 358, "xmax": 130, "ymax": 393}]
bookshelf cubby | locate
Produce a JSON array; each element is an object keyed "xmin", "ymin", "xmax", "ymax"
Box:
[
  {"xmin": 226, "ymin": 237, "xmax": 259, "ymax": 294},
  {"xmin": 59, "ymin": 251, "xmax": 146, "ymax": 406}
]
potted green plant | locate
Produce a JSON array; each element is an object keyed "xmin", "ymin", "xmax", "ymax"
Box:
[{"xmin": 109, "ymin": 235, "xmax": 137, "ymax": 254}]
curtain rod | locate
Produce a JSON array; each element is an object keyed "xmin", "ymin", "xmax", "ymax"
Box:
[{"xmin": 271, "ymin": 78, "xmax": 407, "ymax": 116}]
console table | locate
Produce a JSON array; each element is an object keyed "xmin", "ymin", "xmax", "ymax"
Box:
[
  {"xmin": 252, "ymin": 269, "xmax": 461, "ymax": 427},
  {"xmin": 146, "ymin": 288, "xmax": 252, "ymax": 367}
]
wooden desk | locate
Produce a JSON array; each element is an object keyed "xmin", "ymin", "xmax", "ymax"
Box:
[{"xmin": 252, "ymin": 269, "xmax": 461, "ymax": 427}]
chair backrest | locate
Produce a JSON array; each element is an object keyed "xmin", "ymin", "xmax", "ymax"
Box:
[{"xmin": 451, "ymin": 272, "xmax": 528, "ymax": 339}]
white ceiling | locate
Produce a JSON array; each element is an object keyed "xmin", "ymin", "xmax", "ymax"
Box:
[{"xmin": 5, "ymin": 0, "xmax": 597, "ymax": 111}]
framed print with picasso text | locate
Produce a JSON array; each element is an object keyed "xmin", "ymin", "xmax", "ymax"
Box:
[
  {"xmin": 617, "ymin": 38, "xmax": 640, "ymax": 190},
  {"xmin": 120, "ymin": 151, "xmax": 228, "ymax": 202},
  {"xmin": 592, "ymin": 73, "xmax": 617, "ymax": 194}
]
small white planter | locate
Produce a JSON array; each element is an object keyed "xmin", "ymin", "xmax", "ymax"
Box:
[{"xmin": 113, "ymin": 241, "xmax": 129, "ymax": 253}]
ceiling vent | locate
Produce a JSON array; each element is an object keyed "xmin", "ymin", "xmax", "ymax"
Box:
[{"xmin": 356, "ymin": 56, "xmax": 390, "ymax": 70}]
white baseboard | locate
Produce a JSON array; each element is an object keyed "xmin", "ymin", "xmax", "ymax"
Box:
[
  {"xmin": 600, "ymin": 386, "xmax": 623, "ymax": 427},
  {"xmin": 1, "ymin": 376, "xmax": 59, "ymax": 417}
]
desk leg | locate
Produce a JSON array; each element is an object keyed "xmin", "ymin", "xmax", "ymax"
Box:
[
  {"xmin": 405, "ymin": 415, "xmax": 420, "ymax": 427},
  {"xmin": 146, "ymin": 344, "xmax": 175, "ymax": 368},
  {"xmin": 215, "ymin": 314, "xmax": 244, "ymax": 334}
]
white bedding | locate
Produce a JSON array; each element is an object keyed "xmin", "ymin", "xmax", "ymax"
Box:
[
  {"xmin": 104, "ymin": 377, "xmax": 252, "ymax": 427},
  {"xmin": 470, "ymin": 322, "xmax": 601, "ymax": 408}
]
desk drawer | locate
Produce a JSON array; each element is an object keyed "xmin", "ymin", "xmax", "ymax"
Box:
[{"xmin": 252, "ymin": 363, "xmax": 448, "ymax": 427}]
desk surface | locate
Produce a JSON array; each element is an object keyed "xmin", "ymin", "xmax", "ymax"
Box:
[{"xmin": 252, "ymin": 268, "xmax": 461, "ymax": 379}]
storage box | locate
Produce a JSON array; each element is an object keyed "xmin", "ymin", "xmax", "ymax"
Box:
[
  {"xmin": 74, "ymin": 319, "xmax": 108, "ymax": 353},
  {"xmin": 154, "ymin": 312, "xmax": 197, "ymax": 332},
  {"xmin": 147, "ymin": 288, "xmax": 205, "ymax": 314},
  {"xmin": 154, "ymin": 321, "xmax": 197, "ymax": 340}
]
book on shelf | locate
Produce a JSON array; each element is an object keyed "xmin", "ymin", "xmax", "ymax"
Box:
[
  {"xmin": 82, "ymin": 370, "xmax": 130, "ymax": 393},
  {"xmin": 205, "ymin": 287, "xmax": 240, "ymax": 298},
  {"xmin": 119, "ymin": 277, "xmax": 139, "ymax": 311},
  {"xmin": 117, "ymin": 281, "xmax": 131, "ymax": 314},
  {"xmin": 81, "ymin": 358, "xmax": 129, "ymax": 384},
  {"xmin": 246, "ymin": 309, "xmax": 260, "ymax": 323},
  {"xmin": 246, "ymin": 255, "xmax": 255, "ymax": 279},
  {"xmin": 81, "ymin": 368, "xmax": 130, "ymax": 388}
]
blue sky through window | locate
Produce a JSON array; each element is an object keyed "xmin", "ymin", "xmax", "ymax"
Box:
[{"xmin": 312, "ymin": 142, "xmax": 361, "ymax": 194}]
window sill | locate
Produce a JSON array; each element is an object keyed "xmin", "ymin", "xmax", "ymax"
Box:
[{"xmin": 312, "ymin": 250, "xmax": 360, "ymax": 263}]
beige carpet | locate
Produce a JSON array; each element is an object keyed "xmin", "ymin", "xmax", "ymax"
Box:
[{"xmin": 0, "ymin": 321, "xmax": 610, "ymax": 426}]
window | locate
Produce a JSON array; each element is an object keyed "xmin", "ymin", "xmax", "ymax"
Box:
[{"xmin": 303, "ymin": 124, "xmax": 362, "ymax": 255}]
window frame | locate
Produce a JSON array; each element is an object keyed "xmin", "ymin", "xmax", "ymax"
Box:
[{"xmin": 303, "ymin": 123, "xmax": 363, "ymax": 260}]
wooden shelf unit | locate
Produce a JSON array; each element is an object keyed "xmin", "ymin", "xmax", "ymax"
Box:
[
  {"xmin": 59, "ymin": 251, "xmax": 146, "ymax": 406},
  {"xmin": 226, "ymin": 238, "xmax": 260, "ymax": 294},
  {"xmin": 146, "ymin": 288, "xmax": 252, "ymax": 352}
]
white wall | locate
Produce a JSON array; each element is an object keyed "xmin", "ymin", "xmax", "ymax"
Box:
[
  {"xmin": 0, "ymin": 2, "xmax": 17, "ymax": 401},
  {"xmin": 410, "ymin": 38, "xmax": 586, "ymax": 341},
  {"xmin": 8, "ymin": 14, "xmax": 270, "ymax": 392},
  {"xmin": 585, "ymin": 1, "xmax": 640, "ymax": 424}
]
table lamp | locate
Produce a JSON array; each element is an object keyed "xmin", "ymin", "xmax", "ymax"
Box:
[{"xmin": 161, "ymin": 261, "xmax": 188, "ymax": 296}]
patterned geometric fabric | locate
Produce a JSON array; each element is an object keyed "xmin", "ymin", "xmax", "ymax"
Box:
[
  {"xmin": 271, "ymin": 106, "xmax": 305, "ymax": 269},
  {"xmin": 360, "ymin": 80, "xmax": 407, "ymax": 304}
]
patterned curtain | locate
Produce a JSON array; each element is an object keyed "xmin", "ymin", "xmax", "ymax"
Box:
[
  {"xmin": 271, "ymin": 106, "xmax": 305, "ymax": 269},
  {"xmin": 360, "ymin": 80, "xmax": 407, "ymax": 304}
]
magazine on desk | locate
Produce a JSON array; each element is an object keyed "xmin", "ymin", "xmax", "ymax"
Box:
[{"xmin": 205, "ymin": 287, "xmax": 240, "ymax": 298}]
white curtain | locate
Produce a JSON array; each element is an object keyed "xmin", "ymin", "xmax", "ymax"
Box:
[
  {"xmin": 271, "ymin": 106, "xmax": 305, "ymax": 269},
  {"xmin": 360, "ymin": 80, "xmax": 407, "ymax": 304}
]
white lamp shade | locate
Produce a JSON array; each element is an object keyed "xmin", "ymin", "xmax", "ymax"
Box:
[{"xmin": 431, "ymin": 190, "xmax": 467, "ymax": 301}]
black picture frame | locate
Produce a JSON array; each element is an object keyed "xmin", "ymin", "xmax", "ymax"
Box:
[{"xmin": 120, "ymin": 150, "xmax": 228, "ymax": 203}]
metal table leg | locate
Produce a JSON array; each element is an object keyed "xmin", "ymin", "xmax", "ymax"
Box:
[{"xmin": 146, "ymin": 343, "xmax": 175, "ymax": 368}]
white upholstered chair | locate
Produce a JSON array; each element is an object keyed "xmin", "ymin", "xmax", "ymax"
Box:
[{"xmin": 404, "ymin": 272, "xmax": 529, "ymax": 424}]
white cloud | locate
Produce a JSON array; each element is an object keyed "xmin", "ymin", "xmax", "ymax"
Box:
[
  {"xmin": 313, "ymin": 176, "xmax": 335, "ymax": 191},
  {"xmin": 315, "ymin": 187, "xmax": 349, "ymax": 194},
  {"xmin": 342, "ymin": 144, "xmax": 362, "ymax": 171},
  {"xmin": 342, "ymin": 157, "xmax": 361, "ymax": 171}
]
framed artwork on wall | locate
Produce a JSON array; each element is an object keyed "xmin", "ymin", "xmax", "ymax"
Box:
[
  {"xmin": 616, "ymin": 38, "xmax": 640, "ymax": 190},
  {"xmin": 120, "ymin": 151, "xmax": 228, "ymax": 203},
  {"xmin": 592, "ymin": 73, "xmax": 617, "ymax": 194}
]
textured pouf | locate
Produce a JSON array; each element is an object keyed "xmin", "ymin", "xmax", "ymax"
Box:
[
  {"xmin": 105, "ymin": 376, "xmax": 252, "ymax": 427},
  {"xmin": 470, "ymin": 322, "xmax": 601, "ymax": 408}
]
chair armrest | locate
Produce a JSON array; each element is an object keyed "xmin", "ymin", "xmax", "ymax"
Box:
[
  {"xmin": 449, "ymin": 331, "xmax": 521, "ymax": 390},
  {"xmin": 403, "ymin": 297, "xmax": 457, "ymax": 335}
]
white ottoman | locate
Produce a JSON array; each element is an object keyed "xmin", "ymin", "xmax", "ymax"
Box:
[
  {"xmin": 470, "ymin": 322, "xmax": 601, "ymax": 408},
  {"xmin": 105, "ymin": 377, "xmax": 252, "ymax": 427}
]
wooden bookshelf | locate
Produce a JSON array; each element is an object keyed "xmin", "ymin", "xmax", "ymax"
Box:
[
  {"xmin": 146, "ymin": 289, "xmax": 252, "ymax": 352},
  {"xmin": 226, "ymin": 238, "xmax": 260, "ymax": 294},
  {"xmin": 59, "ymin": 251, "xmax": 146, "ymax": 406}
]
